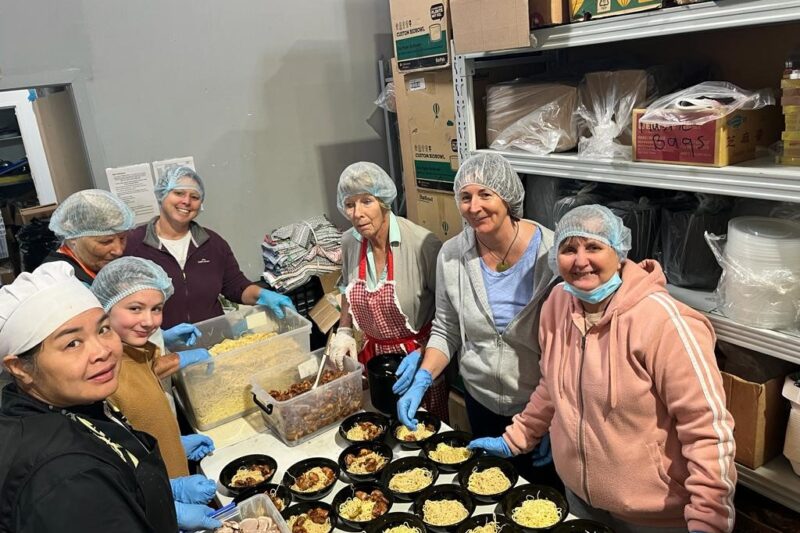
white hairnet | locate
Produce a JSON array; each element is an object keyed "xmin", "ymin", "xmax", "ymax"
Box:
[
  {"xmin": 155, "ymin": 166, "xmax": 205, "ymax": 204},
  {"xmin": 549, "ymin": 204, "xmax": 632, "ymax": 271},
  {"xmin": 336, "ymin": 162, "xmax": 397, "ymax": 216},
  {"xmin": 0, "ymin": 262, "xmax": 101, "ymax": 356},
  {"xmin": 92, "ymin": 257, "xmax": 174, "ymax": 312},
  {"xmin": 49, "ymin": 189, "xmax": 135, "ymax": 240},
  {"xmin": 453, "ymin": 153, "xmax": 525, "ymax": 218}
]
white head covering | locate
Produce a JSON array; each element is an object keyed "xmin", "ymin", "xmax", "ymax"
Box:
[{"xmin": 0, "ymin": 262, "xmax": 102, "ymax": 357}]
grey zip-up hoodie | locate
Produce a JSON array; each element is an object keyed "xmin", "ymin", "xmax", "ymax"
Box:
[{"xmin": 427, "ymin": 220, "xmax": 557, "ymax": 416}]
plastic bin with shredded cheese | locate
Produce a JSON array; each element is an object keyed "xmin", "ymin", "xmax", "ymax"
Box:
[{"xmin": 174, "ymin": 306, "xmax": 311, "ymax": 430}]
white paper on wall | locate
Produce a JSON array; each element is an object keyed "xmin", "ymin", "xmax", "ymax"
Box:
[{"xmin": 105, "ymin": 163, "xmax": 159, "ymax": 225}]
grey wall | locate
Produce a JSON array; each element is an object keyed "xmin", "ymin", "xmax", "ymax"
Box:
[{"xmin": 0, "ymin": 0, "xmax": 393, "ymax": 278}]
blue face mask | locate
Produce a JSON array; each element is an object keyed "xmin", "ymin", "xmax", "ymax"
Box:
[{"xmin": 563, "ymin": 272, "xmax": 622, "ymax": 305}]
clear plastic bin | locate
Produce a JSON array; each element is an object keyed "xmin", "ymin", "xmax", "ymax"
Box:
[
  {"xmin": 250, "ymin": 348, "xmax": 363, "ymax": 446},
  {"xmin": 205, "ymin": 493, "xmax": 289, "ymax": 533},
  {"xmin": 175, "ymin": 306, "xmax": 311, "ymax": 430}
]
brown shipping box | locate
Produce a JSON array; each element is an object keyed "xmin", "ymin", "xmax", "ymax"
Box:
[
  {"xmin": 451, "ymin": 0, "xmax": 568, "ymax": 55},
  {"xmin": 633, "ymin": 108, "xmax": 780, "ymax": 168},
  {"xmin": 392, "ymin": 60, "xmax": 459, "ymax": 193},
  {"xmin": 415, "ymin": 190, "xmax": 462, "ymax": 242},
  {"xmin": 390, "ymin": 0, "xmax": 451, "ymax": 73},
  {"xmin": 18, "ymin": 203, "xmax": 58, "ymax": 224},
  {"xmin": 569, "ymin": 0, "xmax": 661, "ymax": 22},
  {"xmin": 722, "ymin": 371, "xmax": 788, "ymax": 469}
]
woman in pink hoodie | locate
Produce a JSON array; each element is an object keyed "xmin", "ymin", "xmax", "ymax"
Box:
[{"xmin": 468, "ymin": 205, "xmax": 736, "ymax": 533}]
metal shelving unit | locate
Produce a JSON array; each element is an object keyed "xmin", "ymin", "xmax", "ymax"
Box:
[{"xmin": 453, "ymin": 0, "xmax": 800, "ymax": 513}]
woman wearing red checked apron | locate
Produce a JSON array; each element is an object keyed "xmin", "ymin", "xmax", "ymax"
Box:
[{"xmin": 330, "ymin": 162, "xmax": 449, "ymax": 423}]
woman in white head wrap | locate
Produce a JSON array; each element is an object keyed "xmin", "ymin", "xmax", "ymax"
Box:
[
  {"xmin": 0, "ymin": 262, "xmax": 190, "ymax": 532},
  {"xmin": 471, "ymin": 205, "xmax": 736, "ymax": 533},
  {"xmin": 395, "ymin": 153, "xmax": 561, "ymax": 488},
  {"xmin": 44, "ymin": 189, "xmax": 135, "ymax": 284},
  {"xmin": 327, "ymin": 162, "xmax": 448, "ymax": 420}
]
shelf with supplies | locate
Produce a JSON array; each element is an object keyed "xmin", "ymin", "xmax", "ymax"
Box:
[
  {"xmin": 737, "ymin": 457, "xmax": 800, "ymax": 514},
  {"xmin": 461, "ymin": 0, "xmax": 800, "ymax": 58}
]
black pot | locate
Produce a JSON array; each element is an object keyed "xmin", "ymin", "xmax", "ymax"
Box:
[
  {"xmin": 338, "ymin": 441, "xmax": 394, "ymax": 482},
  {"xmin": 411, "ymin": 484, "xmax": 475, "ymax": 533},
  {"xmin": 331, "ymin": 481, "xmax": 394, "ymax": 531},
  {"xmin": 367, "ymin": 354, "xmax": 405, "ymax": 415},
  {"xmin": 282, "ymin": 457, "xmax": 340, "ymax": 501},
  {"xmin": 456, "ymin": 456, "xmax": 518, "ymax": 504},
  {"xmin": 552, "ymin": 519, "xmax": 615, "ymax": 533},
  {"xmin": 502, "ymin": 484, "xmax": 569, "ymax": 532},
  {"xmin": 218, "ymin": 454, "xmax": 277, "ymax": 496},
  {"xmin": 457, "ymin": 514, "xmax": 521, "ymax": 533}
]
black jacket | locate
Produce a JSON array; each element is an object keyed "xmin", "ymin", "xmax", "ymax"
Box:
[
  {"xmin": 0, "ymin": 384, "xmax": 175, "ymax": 532},
  {"xmin": 41, "ymin": 250, "xmax": 95, "ymax": 285}
]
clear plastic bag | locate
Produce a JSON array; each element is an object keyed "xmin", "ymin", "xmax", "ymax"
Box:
[
  {"xmin": 639, "ymin": 81, "xmax": 775, "ymax": 127},
  {"xmin": 374, "ymin": 82, "xmax": 396, "ymax": 113},
  {"xmin": 705, "ymin": 231, "xmax": 800, "ymax": 331},
  {"xmin": 486, "ymin": 81, "xmax": 578, "ymax": 155},
  {"xmin": 576, "ymin": 70, "xmax": 648, "ymax": 160}
]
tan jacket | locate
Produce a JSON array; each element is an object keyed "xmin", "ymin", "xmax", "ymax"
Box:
[{"xmin": 109, "ymin": 342, "xmax": 188, "ymax": 478}]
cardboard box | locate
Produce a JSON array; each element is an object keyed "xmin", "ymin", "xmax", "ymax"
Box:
[
  {"xmin": 633, "ymin": 108, "xmax": 779, "ymax": 167},
  {"xmin": 570, "ymin": 0, "xmax": 661, "ymax": 22},
  {"xmin": 393, "ymin": 62, "xmax": 459, "ymax": 192},
  {"xmin": 722, "ymin": 371, "xmax": 789, "ymax": 470},
  {"xmin": 309, "ymin": 291, "xmax": 342, "ymax": 335},
  {"xmin": 390, "ymin": 0, "xmax": 451, "ymax": 73},
  {"xmin": 451, "ymin": 0, "xmax": 568, "ymax": 55},
  {"xmin": 415, "ymin": 190, "xmax": 462, "ymax": 242},
  {"xmin": 18, "ymin": 203, "xmax": 58, "ymax": 225}
]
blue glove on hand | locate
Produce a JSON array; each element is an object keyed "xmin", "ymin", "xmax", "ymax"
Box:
[
  {"xmin": 175, "ymin": 502, "xmax": 221, "ymax": 531},
  {"xmin": 257, "ymin": 289, "xmax": 295, "ymax": 319},
  {"xmin": 531, "ymin": 433, "xmax": 553, "ymax": 467},
  {"xmin": 397, "ymin": 369, "xmax": 432, "ymax": 429},
  {"xmin": 178, "ymin": 348, "xmax": 212, "ymax": 370},
  {"xmin": 181, "ymin": 434, "xmax": 215, "ymax": 461},
  {"xmin": 467, "ymin": 436, "xmax": 513, "ymax": 458},
  {"xmin": 170, "ymin": 475, "xmax": 217, "ymax": 504},
  {"xmin": 392, "ymin": 350, "xmax": 422, "ymax": 395},
  {"xmin": 163, "ymin": 323, "xmax": 201, "ymax": 349}
]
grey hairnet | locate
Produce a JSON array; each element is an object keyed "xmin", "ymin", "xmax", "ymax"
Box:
[
  {"xmin": 336, "ymin": 162, "xmax": 397, "ymax": 216},
  {"xmin": 155, "ymin": 166, "xmax": 205, "ymax": 204},
  {"xmin": 549, "ymin": 204, "xmax": 632, "ymax": 271},
  {"xmin": 91, "ymin": 256, "xmax": 175, "ymax": 312},
  {"xmin": 49, "ymin": 189, "xmax": 135, "ymax": 240},
  {"xmin": 453, "ymin": 153, "xmax": 525, "ymax": 218}
]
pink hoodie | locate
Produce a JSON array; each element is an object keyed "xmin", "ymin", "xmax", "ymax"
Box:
[{"xmin": 504, "ymin": 260, "xmax": 736, "ymax": 533}]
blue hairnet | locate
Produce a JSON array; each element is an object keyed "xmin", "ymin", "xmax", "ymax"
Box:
[
  {"xmin": 336, "ymin": 162, "xmax": 397, "ymax": 216},
  {"xmin": 49, "ymin": 189, "xmax": 135, "ymax": 240},
  {"xmin": 453, "ymin": 153, "xmax": 525, "ymax": 218},
  {"xmin": 155, "ymin": 166, "xmax": 205, "ymax": 204},
  {"xmin": 91, "ymin": 257, "xmax": 174, "ymax": 312},
  {"xmin": 549, "ymin": 204, "xmax": 632, "ymax": 271}
]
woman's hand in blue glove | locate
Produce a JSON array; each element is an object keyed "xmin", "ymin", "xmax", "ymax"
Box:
[
  {"xmin": 163, "ymin": 323, "xmax": 201, "ymax": 350},
  {"xmin": 257, "ymin": 289, "xmax": 296, "ymax": 319},
  {"xmin": 181, "ymin": 434, "xmax": 215, "ymax": 461},
  {"xmin": 467, "ymin": 436, "xmax": 513, "ymax": 458},
  {"xmin": 178, "ymin": 349, "xmax": 212, "ymax": 370},
  {"xmin": 396, "ymin": 369, "xmax": 432, "ymax": 429},
  {"xmin": 530, "ymin": 433, "xmax": 553, "ymax": 467},
  {"xmin": 170, "ymin": 475, "xmax": 217, "ymax": 504},
  {"xmin": 392, "ymin": 350, "xmax": 422, "ymax": 395},
  {"xmin": 174, "ymin": 502, "xmax": 221, "ymax": 530}
]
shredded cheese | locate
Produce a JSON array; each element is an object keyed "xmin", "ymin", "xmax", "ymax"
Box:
[
  {"xmin": 388, "ymin": 468, "xmax": 433, "ymax": 493},
  {"xmin": 428, "ymin": 443, "xmax": 471, "ymax": 464},
  {"xmin": 467, "ymin": 467, "xmax": 511, "ymax": 495}
]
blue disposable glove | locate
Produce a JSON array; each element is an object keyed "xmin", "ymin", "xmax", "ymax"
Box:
[
  {"xmin": 530, "ymin": 433, "xmax": 553, "ymax": 467},
  {"xmin": 396, "ymin": 369, "xmax": 432, "ymax": 429},
  {"xmin": 467, "ymin": 436, "xmax": 513, "ymax": 458},
  {"xmin": 181, "ymin": 434, "xmax": 215, "ymax": 461},
  {"xmin": 170, "ymin": 475, "xmax": 217, "ymax": 504},
  {"xmin": 163, "ymin": 323, "xmax": 201, "ymax": 350},
  {"xmin": 175, "ymin": 502, "xmax": 221, "ymax": 531},
  {"xmin": 178, "ymin": 348, "xmax": 212, "ymax": 369},
  {"xmin": 257, "ymin": 289, "xmax": 295, "ymax": 319},
  {"xmin": 392, "ymin": 350, "xmax": 422, "ymax": 396}
]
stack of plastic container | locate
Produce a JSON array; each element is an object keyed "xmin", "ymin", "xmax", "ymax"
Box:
[{"xmin": 716, "ymin": 217, "xmax": 800, "ymax": 330}]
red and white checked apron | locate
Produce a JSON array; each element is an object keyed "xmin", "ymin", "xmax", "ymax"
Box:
[{"xmin": 346, "ymin": 239, "xmax": 449, "ymax": 423}]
